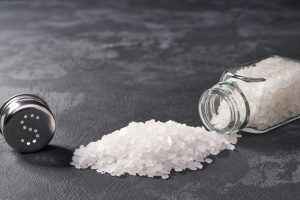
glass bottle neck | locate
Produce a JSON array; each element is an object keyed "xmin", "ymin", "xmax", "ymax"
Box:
[{"xmin": 199, "ymin": 82, "xmax": 250, "ymax": 134}]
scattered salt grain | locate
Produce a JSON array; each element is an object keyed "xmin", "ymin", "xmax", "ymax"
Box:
[
  {"xmin": 205, "ymin": 158, "xmax": 213, "ymax": 163},
  {"xmin": 71, "ymin": 120, "xmax": 239, "ymax": 179}
]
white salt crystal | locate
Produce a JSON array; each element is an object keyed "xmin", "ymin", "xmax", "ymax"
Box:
[
  {"xmin": 71, "ymin": 120, "xmax": 239, "ymax": 179},
  {"xmin": 162, "ymin": 175, "xmax": 169, "ymax": 179},
  {"xmin": 194, "ymin": 162, "xmax": 203, "ymax": 169}
]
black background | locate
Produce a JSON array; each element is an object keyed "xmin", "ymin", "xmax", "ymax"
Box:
[{"xmin": 0, "ymin": 0, "xmax": 299, "ymax": 199}]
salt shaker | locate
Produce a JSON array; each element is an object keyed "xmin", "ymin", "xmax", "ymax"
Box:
[
  {"xmin": 0, "ymin": 94, "xmax": 56, "ymax": 152},
  {"xmin": 199, "ymin": 55, "xmax": 300, "ymax": 134}
]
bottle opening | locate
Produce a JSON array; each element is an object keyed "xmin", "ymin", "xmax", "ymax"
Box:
[{"xmin": 199, "ymin": 82, "xmax": 249, "ymax": 134}]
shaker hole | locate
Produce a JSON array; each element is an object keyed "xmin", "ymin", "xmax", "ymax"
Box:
[
  {"xmin": 30, "ymin": 114, "xmax": 34, "ymax": 118},
  {"xmin": 26, "ymin": 142, "xmax": 30, "ymax": 145},
  {"xmin": 21, "ymin": 139, "xmax": 24, "ymax": 143},
  {"xmin": 36, "ymin": 116, "xmax": 40, "ymax": 120},
  {"xmin": 24, "ymin": 115, "xmax": 28, "ymax": 119},
  {"xmin": 20, "ymin": 120, "xmax": 24, "ymax": 124},
  {"xmin": 29, "ymin": 128, "xmax": 32, "ymax": 131},
  {"xmin": 32, "ymin": 139, "xmax": 36, "ymax": 143},
  {"xmin": 23, "ymin": 126, "xmax": 27, "ymax": 129},
  {"xmin": 35, "ymin": 134, "xmax": 40, "ymax": 138}
]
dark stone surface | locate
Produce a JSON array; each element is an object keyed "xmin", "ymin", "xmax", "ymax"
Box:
[{"xmin": 0, "ymin": 0, "xmax": 299, "ymax": 199}]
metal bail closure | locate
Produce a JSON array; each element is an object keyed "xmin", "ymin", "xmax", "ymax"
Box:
[
  {"xmin": 221, "ymin": 68, "xmax": 266, "ymax": 83},
  {"xmin": 0, "ymin": 94, "xmax": 56, "ymax": 153}
]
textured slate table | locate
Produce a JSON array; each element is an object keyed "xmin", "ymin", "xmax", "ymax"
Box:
[{"xmin": 0, "ymin": 1, "xmax": 299, "ymax": 199}]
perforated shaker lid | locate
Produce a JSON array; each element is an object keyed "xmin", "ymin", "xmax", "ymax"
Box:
[{"xmin": 0, "ymin": 94, "xmax": 56, "ymax": 153}]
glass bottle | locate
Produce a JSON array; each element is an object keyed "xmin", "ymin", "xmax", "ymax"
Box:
[{"xmin": 198, "ymin": 55, "xmax": 300, "ymax": 134}]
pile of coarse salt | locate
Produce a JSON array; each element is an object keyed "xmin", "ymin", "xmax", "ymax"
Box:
[{"xmin": 71, "ymin": 120, "xmax": 240, "ymax": 179}]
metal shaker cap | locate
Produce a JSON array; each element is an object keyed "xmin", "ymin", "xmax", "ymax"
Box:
[{"xmin": 0, "ymin": 94, "xmax": 56, "ymax": 153}]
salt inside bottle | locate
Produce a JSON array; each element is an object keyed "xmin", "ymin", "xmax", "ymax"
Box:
[{"xmin": 199, "ymin": 55, "xmax": 300, "ymax": 134}]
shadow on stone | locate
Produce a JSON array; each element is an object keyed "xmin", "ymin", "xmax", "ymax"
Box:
[{"xmin": 17, "ymin": 145, "xmax": 73, "ymax": 168}]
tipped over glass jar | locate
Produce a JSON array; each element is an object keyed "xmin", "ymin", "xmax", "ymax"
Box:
[{"xmin": 199, "ymin": 55, "xmax": 300, "ymax": 134}]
